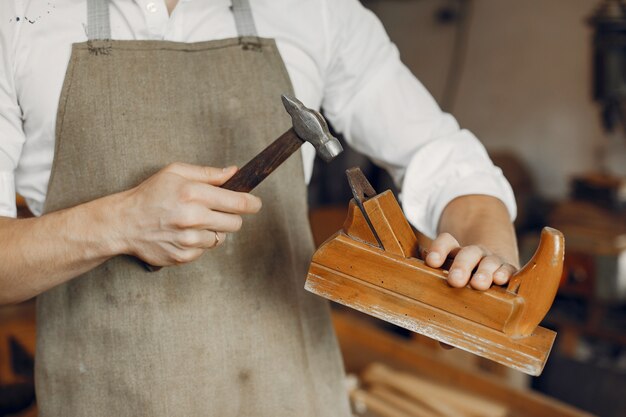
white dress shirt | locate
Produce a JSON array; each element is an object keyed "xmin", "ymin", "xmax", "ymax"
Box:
[{"xmin": 0, "ymin": 0, "xmax": 515, "ymax": 238}]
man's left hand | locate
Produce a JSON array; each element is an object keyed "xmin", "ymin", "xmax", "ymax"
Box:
[
  {"xmin": 421, "ymin": 195, "xmax": 520, "ymax": 292},
  {"xmin": 424, "ymin": 232, "xmax": 518, "ymax": 291}
]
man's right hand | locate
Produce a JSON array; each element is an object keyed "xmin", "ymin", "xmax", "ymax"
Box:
[
  {"xmin": 115, "ymin": 162, "xmax": 262, "ymax": 267},
  {"xmin": 0, "ymin": 162, "xmax": 262, "ymax": 304}
]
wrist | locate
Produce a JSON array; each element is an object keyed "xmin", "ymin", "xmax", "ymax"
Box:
[
  {"xmin": 78, "ymin": 190, "xmax": 133, "ymax": 258},
  {"xmin": 439, "ymin": 196, "xmax": 520, "ymax": 268}
]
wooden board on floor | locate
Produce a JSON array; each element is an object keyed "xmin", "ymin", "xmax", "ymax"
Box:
[{"xmin": 333, "ymin": 310, "xmax": 596, "ymax": 417}]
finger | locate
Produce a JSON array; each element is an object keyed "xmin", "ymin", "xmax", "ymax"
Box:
[
  {"xmin": 469, "ymin": 255, "xmax": 502, "ymax": 291},
  {"xmin": 447, "ymin": 245, "xmax": 488, "ymax": 288},
  {"xmin": 493, "ymin": 263, "xmax": 518, "ymax": 285},
  {"xmin": 191, "ymin": 231, "xmax": 226, "ymax": 249},
  {"xmin": 171, "ymin": 247, "xmax": 205, "ymax": 265},
  {"xmin": 206, "ymin": 210, "xmax": 244, "ymax": 233},
  {"xmin": 164, "ymin": 162, "xmax": 238, "ymax": 186},
  {"xmin": 173, "ymin": 206, "xmax": 244, "ymax": 233},
  {"xmin": 185, "ymin": 183, "xmax": 262, "ymax": 214},
  {"xmin": 170, "ymin": 204, "xmax": 224, "ymax": 227},
  {"xmin": 174, "ymin": 229, "xmax": 226, "ymax": 249},
  {"xmin": 425, "ymin": 233, "xmax": 460, "ymax": 268},
  {"xmin": 208, "ymin": 166, "xmax": 238, "ymax": 186}
]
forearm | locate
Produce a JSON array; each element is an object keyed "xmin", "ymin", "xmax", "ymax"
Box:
[
  {"xmin": 438, "ymin": 195, "xmax": 519, "ymax": 268},
  {"xmin": 0, "ymin": 193, "xmax": 126, "ymax": 304},
  {"xmin": 0, "ymin": 164, "xmax": 261, "ymax": 304}
]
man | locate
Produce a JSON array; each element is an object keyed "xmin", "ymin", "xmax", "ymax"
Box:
[{"xmin": 0, "ymin": 0, "xmax": 518, "ymax": 415}]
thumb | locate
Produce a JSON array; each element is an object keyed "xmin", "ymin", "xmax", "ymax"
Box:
[{"xmin": 164, "ymin": 163, "xmax": 238, "ymax": 185}]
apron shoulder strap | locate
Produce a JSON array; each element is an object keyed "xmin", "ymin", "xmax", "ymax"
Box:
[
  {"xmin": 231, "ymin": 0, "xmax": 259, "ymax": 38},
  {"xmin": 86, "ymin": 0, "xmax": 258, "ymax": 40},
  {"xmin": 86, "ymin": 0, "xmax": 111, "ymax": 40}
]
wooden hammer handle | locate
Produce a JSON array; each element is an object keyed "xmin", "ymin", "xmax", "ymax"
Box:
[
  {"xmin": 221, "ymin": 128, "xmax": 302, "ymax": 192},
  {"xmin": 143, "ymin": 128, "xmax": 303, "ymax": 272}
]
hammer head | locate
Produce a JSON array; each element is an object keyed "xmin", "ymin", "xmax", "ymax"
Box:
[{"xmin": 281, "ymin": 94, "xmax": 343, "ymax": 163}]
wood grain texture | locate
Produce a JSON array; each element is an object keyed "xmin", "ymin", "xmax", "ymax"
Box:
[
  {"xmin": 363, "ymin": 364, "xmax": 509, "ymax": 417},
  {"xmin": 342, "ymin": 201, "xmax": 380, "ymax": 247},
  {"xmin": 314, "ymin": 233, "xmax": 522, "ymax": 332},
  {"xmin": 306, "ymin": 189, "xmax": 564, "ymax": 375},
  {"xmin": 361, "ymin": 191, "xmax": 420, "ymax": 258},
  {"xmin": 307, "ymin": 263, "xmax": 555, "ymax": 375},
  {"xmin": 367, "ymin": 384, "xmax": 465, "ymax": 417},
  {"xmin": 366, "ymin": 386, "xmax": 442, "ymax": 417},
  {"xmin": 350, "ymin": 389, "xmax": 413, "ymax": 417},
  {"xmin": 333, "ymin": 311, "xmax": 597, "ymax": 417},
  {"xmin": 221, "ymin": 128, "xmax": 302, "ymax": 192},
  {"xmin": 504, "ymin": 227, "xmax": 564, "ymax": 336}
]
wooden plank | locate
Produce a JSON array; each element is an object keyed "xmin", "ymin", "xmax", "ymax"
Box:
[
  {"xmin": 363, "ymin": 364, "xmax": 508, "ymax": 417},
  {"xmin": 350, "ymin": 388, "xmax": 414, "ymax": 417},
  {"xmin": 361, "ymin": 191, "xmax": 420, "ymax": 258},
  {"xmin": 367, "ymin": 386, "xmax": 443, "ymax": 417},
  {"xmin": 332, "ymin": 310, "xmax": 597, "ymax": 417},
  {"xmin": 312, "ymin": 234, "xmax": 521, "ymax": 333},
  {"xmin": 308, "ymin": 263, "xmax": 554, "ymax": 375}
]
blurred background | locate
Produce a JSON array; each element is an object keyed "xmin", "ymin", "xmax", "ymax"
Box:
[
  {"xmin": 308, "ymin": 1, "xmax": 626, "ymax": 416},
  {"xmin": 2, "ymin": 1, "xmax": 626, "ymax": 416}
]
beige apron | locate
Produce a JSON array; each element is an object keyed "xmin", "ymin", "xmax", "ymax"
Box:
[{"xmin": 35, "ymin": 1, "xmax": 351, "ymax": 416}]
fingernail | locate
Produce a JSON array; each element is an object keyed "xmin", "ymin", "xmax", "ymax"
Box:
[
  {"xmin": 427, "ymin": 252, "xmax": 441, "ymax": 264},
  {"xmin": 449, "ymin": 269, "xmax": 463, "ymax": 281},
  {"xmin": 473, "ymin": 273, "xmax": 486, "ymax": 282},
  {"xmin": 494, "ymin": 272, "xmax": 505, "ymax": 281}
]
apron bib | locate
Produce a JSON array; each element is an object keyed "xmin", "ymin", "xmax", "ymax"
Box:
[{"xmin": 35, "ymin": 1, "xmax": 351, "ymax": 416}]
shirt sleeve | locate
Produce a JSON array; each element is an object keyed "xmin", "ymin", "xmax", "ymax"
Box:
[
  {"xmin": 0, "ymin": 2, "xmax": 25, "ymax": 218},
  {"xmin": 320, "ymin": 0, "xmax": 516, "ymax": 238}
]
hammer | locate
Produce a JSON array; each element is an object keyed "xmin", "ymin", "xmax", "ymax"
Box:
[
  {"xmin": 221, "ymin": 94, "xmax": 343, "ymax": 191},
  {"xmin": 144, "ymin": 94, "xmax": 343, "ymax": 271}
]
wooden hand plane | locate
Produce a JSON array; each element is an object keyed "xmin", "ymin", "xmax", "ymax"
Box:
[{"xmin": 305, "ymin": 167, "xmax": 564, "ymax": 376}]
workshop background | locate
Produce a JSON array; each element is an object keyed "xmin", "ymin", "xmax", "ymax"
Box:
[{"xmin": 2, "ymin": 1, "xmax": 626, "ymax": 416}]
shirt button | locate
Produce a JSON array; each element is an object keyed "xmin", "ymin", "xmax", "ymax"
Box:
[{"xmin": 146, "ymin": 2, "xmax": 157, "ymax": 13}]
